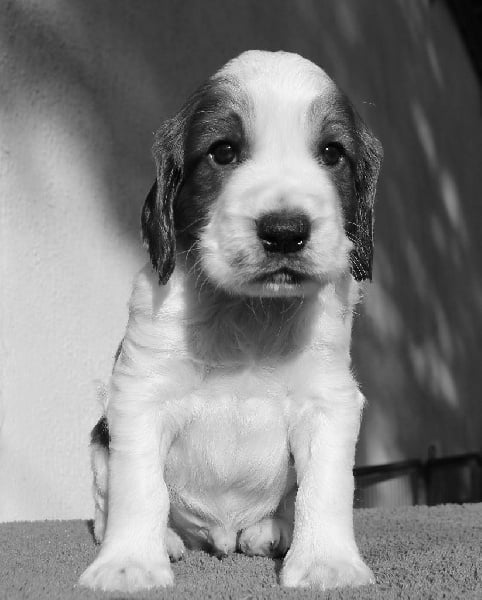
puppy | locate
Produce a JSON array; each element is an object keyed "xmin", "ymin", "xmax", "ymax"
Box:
[{"xmin": 79, "ymin": 50, "xmax": 382, "ymax": 592}]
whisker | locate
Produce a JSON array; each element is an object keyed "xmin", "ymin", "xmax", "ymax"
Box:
[{"xmin": 177, "ymin": 217, "xmax": 207, "ymax": 234}]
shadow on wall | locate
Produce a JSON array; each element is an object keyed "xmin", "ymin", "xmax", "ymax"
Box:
[{"xmin": 3, "ymin": 0, "xmax": 482, "ymax": 463}]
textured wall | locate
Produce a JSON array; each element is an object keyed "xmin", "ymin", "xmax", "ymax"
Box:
[{"xmin": 1, "ymin": 0, "xmax": 481, "ymax": 520}]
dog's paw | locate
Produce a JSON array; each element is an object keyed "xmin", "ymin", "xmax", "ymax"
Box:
[
  {"xmin": 281, "ymin": 553, "xmax": 375, "ymax": 590},
  {"xmin": 207, "ymin": 526, "xmax": 237, "ymax": 557},
  {"xmin": 78, "ymin": 554, "xmax": 174, "ymax": 592},
  {"xmin": 166, "ymin": 526, "xmax": 185, "ymax": 561},
  {"xmin": 238, "ymin": 518, "xmax": 291, "ymax": 557}
]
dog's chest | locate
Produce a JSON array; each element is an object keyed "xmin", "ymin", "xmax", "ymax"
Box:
[
  {"xmin": 164, "ymin": 367, "xmax": 294, "ymax": 539},
  {"xmin": 126, "ymin": 267, "xmax": 356, "ymax": 545}
]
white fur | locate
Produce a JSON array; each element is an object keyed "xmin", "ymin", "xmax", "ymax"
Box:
[{"xmin": 79, "ymin": 50, "xmax": 376, "ymax": 592}]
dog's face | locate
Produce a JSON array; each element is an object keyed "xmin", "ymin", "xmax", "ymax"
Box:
[{"xmin": 142, "ymin": 51, "xmax": 382, "ymax": 297}]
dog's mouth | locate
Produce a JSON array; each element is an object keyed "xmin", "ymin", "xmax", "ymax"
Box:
[
  {"xmin": 253, "ymin": 268, "xmax": 308, "ymax": 287},
  {"xmin": 245, "ymin": 267, "xmax": 320, "ymax": 297}
]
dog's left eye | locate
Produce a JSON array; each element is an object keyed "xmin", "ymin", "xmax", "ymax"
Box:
[
  {"xmin": 208, "ymin": 141, "xmax": 238, "ymax": 166},
  {"xmin": 320, "ymin": 143, "xmax": 345, "ymax": 166}
]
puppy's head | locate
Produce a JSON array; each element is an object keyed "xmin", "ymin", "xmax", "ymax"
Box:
[{"xmin": 142, "ymin": 50, "xmax": 382, "ymax": 296}]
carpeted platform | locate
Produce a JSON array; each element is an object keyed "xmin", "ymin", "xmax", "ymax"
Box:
[{"xmin": 1, "ymin": 504, "xmax": 481, "ymax": 599}]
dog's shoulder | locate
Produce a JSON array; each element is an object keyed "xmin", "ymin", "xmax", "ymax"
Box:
[{"xmin": 120, "ymin": 263, "xmax": 188, "ymax": 359}]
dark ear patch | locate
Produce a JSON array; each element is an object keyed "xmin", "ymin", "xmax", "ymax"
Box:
[
  {"xmin": 141, "ymin": 117, "xmax": 184, "ymax": 285},
  {"xmin": 141, "ymin": 178, "xmax": 177, "ymax": 285},
  {"xmin": 349, "ymin": 114, "xmax": 383, "ymax": 281},
  {"xmin": 142, "ymin": 77, "xmax": 241, "ymax": 286},
  {"xmin": 310, "ymin": 91, "xmax": 382, "ymax": 281}
]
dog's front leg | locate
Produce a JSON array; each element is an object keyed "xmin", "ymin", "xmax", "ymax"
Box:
[
  {"xmin": 281, "ymin": 388, "xmax": 374, "ymax": 590},
  {"xmin": 79, "ymin": 380, "xmax": 177, "ymax": 592}
]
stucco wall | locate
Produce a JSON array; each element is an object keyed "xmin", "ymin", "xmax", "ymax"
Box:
[{"xmin": 1, "ymin": 0, "xmax": 481, "ymax": 521}]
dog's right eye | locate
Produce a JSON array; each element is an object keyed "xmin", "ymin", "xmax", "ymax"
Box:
[
  {"xmin": 208, "ymin": 141, "xmax": 238, "ymax": 166},
  {"xmin": 320, "ymin": 142, "xmax": 345, "ymax": 167}
]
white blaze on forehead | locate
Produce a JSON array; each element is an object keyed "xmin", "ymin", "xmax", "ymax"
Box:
[
  {"xmin": 216, "ymin": 50, "xmax": 336, "ymax": 160},
  {"xmin": 217, "ymin": 50, "xmax": 334, "ymax": 97}
]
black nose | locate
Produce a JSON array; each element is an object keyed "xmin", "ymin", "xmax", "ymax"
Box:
[{"xmin": 256, "ymin": 212, "xmax": 311, "ymax": 254}]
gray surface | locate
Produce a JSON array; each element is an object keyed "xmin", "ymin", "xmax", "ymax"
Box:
[{"xmin": 1, "ymin": 504, "xmax": 481, "ymax": 599}]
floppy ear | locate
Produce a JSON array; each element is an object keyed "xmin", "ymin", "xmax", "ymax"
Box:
[
  {"xmin": 349, "ymin": 115, "xmax": 383, "ymax": 281},
  {"xmin": 141, "ymin": 117, "xmax": 185, "ymax": 285}
]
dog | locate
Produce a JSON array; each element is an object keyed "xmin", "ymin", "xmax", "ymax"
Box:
[{"xmin": 79, "ymin": 50, "xmax": 382, "ymax": 592}]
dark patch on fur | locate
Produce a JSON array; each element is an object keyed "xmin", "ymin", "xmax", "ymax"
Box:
[
  {"xmin": 175, "ymin": 94, "xmax": 249, "ymax": 249},
  {"xmin": 310, "ymin": 92, "xmax": 383, "ymax": 281},
  {"xmin": 91, "ymin": 416, "xmax": 110, "ymax": 449},
  {"xmin": 89, "ymin": 342, "xmax": 122, "ymax": 450},
  {"xmin": 351, "ymin": 118, "xmax": 383, "ymax": 281},
  {"xmin": 143, "ymin": 76, "xmax": 250, "ymax": 284},
  {"xmin": 141, "ymin": 152, "xmax": 182, "ymax": 285}
]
